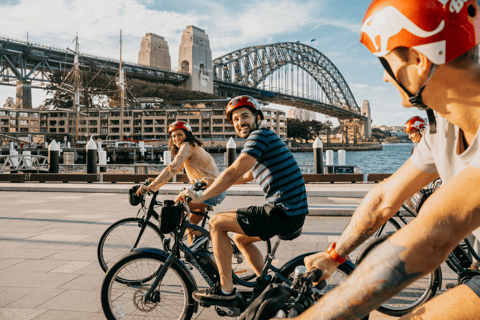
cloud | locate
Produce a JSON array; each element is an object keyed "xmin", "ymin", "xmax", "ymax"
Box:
[{"xmin": 313, "ymin": 19, "xmax": 360, "ymax": 33}]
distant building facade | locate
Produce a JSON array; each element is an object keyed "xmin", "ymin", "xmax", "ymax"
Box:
[
  {"xmin": 0, "ymin": 99, "xmax": 287, "ymax": 147},
  {"xmin": 287, "ymin": 107, "xmax": 316, "ymax": 121}
]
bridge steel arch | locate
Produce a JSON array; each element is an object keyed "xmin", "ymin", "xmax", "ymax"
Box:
[{"xmin": 213, "ymin": 42, "xmax": 360, "ymax": 114}]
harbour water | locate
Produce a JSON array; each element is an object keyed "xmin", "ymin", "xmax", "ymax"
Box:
[{"xmin": 211, "ymin": 143, "xmax": 414, "ymax": 174}]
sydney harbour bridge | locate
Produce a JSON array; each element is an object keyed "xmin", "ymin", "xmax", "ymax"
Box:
[{"xmin": 0, "ymin": 33, "xmax": 370, "ymax": 143}]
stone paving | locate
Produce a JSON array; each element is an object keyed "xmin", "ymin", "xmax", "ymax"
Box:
[{"xmin": 0, "ymin": 188, "xmax": 455, "ymax": 319}]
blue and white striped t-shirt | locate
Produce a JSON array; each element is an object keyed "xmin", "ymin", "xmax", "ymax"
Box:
[{"xmin": 242, "ymin": 127, "xmax": 308, "ymax": 216}]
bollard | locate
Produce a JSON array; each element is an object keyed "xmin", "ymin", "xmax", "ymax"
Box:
[
  {"xmin": 67, "ymin": 142, "xmax": 71, "ymax": 149},
  {"xmin": 163, "ymin": 151, "xmax": 171, "ymax": 164},
  {"xmin": 10, "ymin": 149, "xmax": 19, "ymax": 169},
  {"xmin": 139, "ymin": 141, "xmax": 145, "ymax": 159},
  {"xmin": 9, "ymin": 142, "xmax": 14, "ymax": 151},
  {"xmin": 325, "ymin": 150, "xmax": 334, "ymax": 174},
  {"xmin": 23, "ymin": 151, "xmax": 32, "ymax": 169},
  {"xmin": 338, "ymin": 150, "xmax": 346, "ymax": 166},
  {"xmin": 48, "ymin": 140, "xmax": 60, "ymax": 173},
  {"xmin": 313, "ymin": 137, "xmax": 324, "ymax": 174},
  {"xmin": 44, "ymin": 141, "xmax": 48, "ymax": 149},
  {"xmin": 98, "ymin": 150, "xmax": 107, "ymax": 172},
  {"xmin": 86, "ymin": 138, "xmax": 98, "ymax": 174},
  {"xmin": 226, "ymin": 138, "xmax": 236, "ymax": 167}
]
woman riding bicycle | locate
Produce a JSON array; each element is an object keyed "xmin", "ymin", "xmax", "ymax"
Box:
[{"xmin": 136, "ymin": 120, "xmax": 226, "ymax": 244}]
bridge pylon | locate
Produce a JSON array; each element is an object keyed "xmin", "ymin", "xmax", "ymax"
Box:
[
  {"xmin": 15, "ymin": 80, "xmax": 32, "ymax": 109},
  {"xmin": 178, "ymin": 26, "xmax": 213, "ymax": 94}
]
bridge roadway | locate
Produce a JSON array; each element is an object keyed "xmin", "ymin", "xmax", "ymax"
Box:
[{"xmin": 0, "ymin": 183, "xmax": 455, "ymax": 319}]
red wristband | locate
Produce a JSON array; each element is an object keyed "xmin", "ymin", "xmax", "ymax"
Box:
[{"xmin": 327, "ymin": 242, "xmax": 346, "ymax": 264}]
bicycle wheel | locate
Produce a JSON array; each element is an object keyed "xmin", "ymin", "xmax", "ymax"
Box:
[
  {"xmin": 356, "ymin": 234, "xmax": 440, "ymax": 316},
  {"xmin": 101, "ymin": 251, "xmax": 195, "ymax": 320},
  {"xmin": 97, "ymin": 217, "xmax": 164, "ymax": 273},
  {"xmin": 231, "ymin": 238, "xmax": 272, "ymax": 283}
]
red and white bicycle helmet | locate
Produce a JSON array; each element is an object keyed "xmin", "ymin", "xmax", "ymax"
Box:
[
  {"xmin": 226, "ymin": 96, "xmax": 264, "ymax": 124},
  {"xmin": 404, "ymin": 116, "xmax": 426, "ymax": 133},
  {"xmin": 168, "ymin": 121, "xmax": 192, "ymax": 135},
  {"xmin": 360, "ymin": 0, "xmax": 480, "ymax": 65}
]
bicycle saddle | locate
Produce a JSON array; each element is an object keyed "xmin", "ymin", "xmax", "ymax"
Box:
[{"xmin": 278, "ymin": 228, "xmax": 302, "ymax": 241}]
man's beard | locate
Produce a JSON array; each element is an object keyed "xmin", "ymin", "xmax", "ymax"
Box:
[{"xmin": 237, "ymin": 123, "xmax": 256, "ymax": 138}]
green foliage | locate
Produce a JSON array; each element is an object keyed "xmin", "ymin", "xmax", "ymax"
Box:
[
  {"xmin": 287, "ymin": 118, "xmax": 332, "ymax": 142},
  {"xmin": 127, "ymin": 79, "xmax": 220, "ymax": 101}
]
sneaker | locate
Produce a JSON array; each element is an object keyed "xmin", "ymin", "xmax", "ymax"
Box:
[{"xmin": 193, "ymin": 285, "xmax": 237, "ymax": 306}]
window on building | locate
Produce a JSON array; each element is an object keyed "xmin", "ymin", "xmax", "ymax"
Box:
[
  {"xmin": 89, "ymin": 128, "xmax": 98, "ymax": 133},
  {"xmin": 144, "ymin": 120, "xmax": 153, "ymax": 126},
  {"xmin": 19, "ymin": 112, "xmax": 28, "ymax": 117},
  {"xmin": 155, "ymin": 127, "xmax": 165, "ymax": 133},
  {"xmin": 213, "ymin": 119, "xmax": 223, "ymax": 125},
  {"xmin": 20, "ymin": 120, "xmax": 28, "ymax": 126},
  {"xmin": 192, "ymin": 127, "xmax": 199, "ymax": 133},
  {"xmin": 80, "ymin": 120, "xmax": 86, "ymax": 125},
  {"xmin": 213, "ymin": 110, "xmax": 223, "ymax": 116},
  {"xmin": 155, "ymin": 119, "xmax": 164, "ymax": 125},
  {"xmin": 202, "ymin": 111, "xmax": 211, "ymax": 117},
  {"xmin": 101, "ymin": 113, "xmax": 109, "ymax": 119},
  {"xmin": 213, "ymin": 127, "xmax": 223, "ymax": 133},
  {"xmin": 123, "ymin": 120, "xmax": 130, "ymax": 125},
  {"xmin": 59, "ymin": 128, "xmax": 65, "ymax": 133},
  {"xmin": 89, "ymin": 120, "xmax": 97, "ymax": 126},
  {"xmin": 111, "ymin": 128, "xmax": 120, "ymax": 133},
  {"xmin": 134, "ymin": 120, "xmax": 141, "ymax": 126},
  {"xmin": 10, "ymin": 120, "xmax": 17, "ymax": 126},
  {"xmin": 49, "ymin": 128, "xmax": 57, "ymax": 133},
  {"xmin": 59, "ymin": 120, "xmax": 65, "ymax": 126},
  {"xmin": 9, "ymin": 128, "xmax": 16, "ymax": 132},
  {"xmin": 20, "ymin": 128, "xmax": 28, "ymax": 133},
  {"xmin": 190, "ymin": 111, "xmax": 200, "ymax": 116},
  {"xmin": 10, "ymin": 112, "xmax": 17, "ymax": 118},
  {"xmin": 190, "ymin": 119, "xmax": 199, "ymax": 125},
  {"xmin": 31, "ymin": 113, "xmax": 39, "ymax": 117},
  {"xmin": 202, "ymin": 120, "xmax": 210, "ymax": 126},
  {"xmin": 101, "ymin": 120, "xmax": 108, "ymax": 126},
  {"xmin": 134, "ymin": 112, "xmax": 142, "ymax": 118},
  {"xmin": 0, "ymin": 111, "xmax": 6, "ymax": 116},
  {"xmin": 111, "ymin": 112, "xmax": 120, "ymax": 117},
  {"xmin": 167, "ymin": 112, "xmax": 176, "ymax": 118},
  {"xmin": 100, "ymin": 128, "xmax": 108, "ymax": 134},
  {"xmin": 1, "ymin": 119, "xmax": 8, "ymax": 125},
  {"xmin": 30, "ymin": 120, "xmax": 38, "ymax": 126},
  {"xmin": 155, "ymin": 111, "xmax": 166, "ymax": 116},
  {"xmin": 123, "ymin": 127, "xmax": 131, "ymax": 132},
  {"xmin": 225, "ymin": 127, "xmax": 234, "ymax": 132},
  {"xmin": 110, "ymin": 120, "xmax": 119, "ymax": 125},
  {"xmin": 202, "ymin": 127, "xmax": 210, "ymax": 133}
]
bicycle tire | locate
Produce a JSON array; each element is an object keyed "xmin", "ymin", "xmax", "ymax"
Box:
[
  {"xmin": 356, "ymin": 234, "xmax": 440, "ymax": 316},
  {"xmin": 97, "ymin": 217, "xmax": 164, "ymax": 273},
  {"xmin": 101, "ymin": 251, "xmax": 195, "ymax": 320}
]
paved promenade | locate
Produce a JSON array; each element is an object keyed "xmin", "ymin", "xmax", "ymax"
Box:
[{"xmin": 0, "ymin": 184, "xmax": 455, "ymax": 319}]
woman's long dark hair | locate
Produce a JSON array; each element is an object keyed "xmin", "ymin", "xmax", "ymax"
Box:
[{"xmin": 168, "ymin": 130, "xmax": 203, "ymax": 157}]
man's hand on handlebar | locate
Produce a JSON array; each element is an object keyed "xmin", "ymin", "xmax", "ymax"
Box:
[{"xmin": 304, "ymin": 251, "xmax": 340, "ymax": 283}]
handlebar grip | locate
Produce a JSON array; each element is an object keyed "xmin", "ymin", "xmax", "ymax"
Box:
[
  {"xmin": 193, "ymin": 182, "xmax": 207, "ymax": 191},
  {"xmin": 310, "ymin": 268, "xmax": 323, "ymax": 282},
  {"xmin": 185, "ymin": 196, "xmax": 192, "ymax": 203},
  {"xmin": 144, "ymin": 179, "xmax": 152, "ymax": 186}
]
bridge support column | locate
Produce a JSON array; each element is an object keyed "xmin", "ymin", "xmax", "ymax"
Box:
[
  {"xmin": 362, "ymin": 100, "xmax": 372, "ymax": 139},
  {"xmin": 16, "ymin": 81, "xmax": 32, "ymax": 109}
]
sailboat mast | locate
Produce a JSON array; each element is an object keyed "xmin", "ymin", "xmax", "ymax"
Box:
[
  {"xmin": 119, "ymin": 30, "xmax": 124, "ymax": 142},
  {"xmin": 74, "ymin": 33, "xmax": 80, "ymax": 141}
]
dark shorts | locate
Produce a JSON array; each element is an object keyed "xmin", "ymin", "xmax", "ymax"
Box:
[
  {"xmin": 236, "ymin": 204, "xmax": 306, "ymax": 241},
  {"xmin": 465, "ymin": 276, "xmax": 480, "ymax": 298}
]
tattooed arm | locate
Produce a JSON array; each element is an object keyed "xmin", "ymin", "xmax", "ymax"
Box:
[
  {"xmin": 305, "ymin": 160, "xmax": 438, "ymax": 281},
  {"xmin": 298, "ymin": 166, "xmax": 480, "ymax": 320}
]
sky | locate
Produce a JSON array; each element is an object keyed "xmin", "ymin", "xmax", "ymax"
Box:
[{"xmin": 0, "ymin": 0, "xmax": 424, "ymax": 127}]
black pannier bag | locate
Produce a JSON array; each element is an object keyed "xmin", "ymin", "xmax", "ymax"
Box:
[
  {"xmin": 159, "ymin": 200, "xmax": 184, "ymax": 233},
  {"xmin": 238, "ymin": 283, "xmax": 293, "ymax": 320},
  {"xmin": 128, "ymin": 185, "xmax": 143, "ymax": 206}
]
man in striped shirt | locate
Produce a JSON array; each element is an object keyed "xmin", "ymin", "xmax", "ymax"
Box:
[{"xmin": 178, "ymin": 95, "xmax": 308, "ymax": 306}]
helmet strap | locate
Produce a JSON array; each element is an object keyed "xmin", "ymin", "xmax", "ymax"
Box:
[{"xmin": 379, "ymin": 57, "xmax": 438, "ymax": 134}]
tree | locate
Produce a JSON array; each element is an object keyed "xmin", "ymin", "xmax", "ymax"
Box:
[{"xmin": 287, "ymin": 118, "xmax": 331, "ymax": 143}]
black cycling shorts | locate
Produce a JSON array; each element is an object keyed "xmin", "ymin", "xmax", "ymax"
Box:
[
  {"xmin": 465, "ymin": 276, "xmax": 480, "ymax": 298},
  {"xmin": 236, "ymin": 204, "xmax": 305, "ymax": 241}
]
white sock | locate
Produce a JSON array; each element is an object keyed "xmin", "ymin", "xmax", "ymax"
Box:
[{"xmin": 221, "ymin": 288, "xmax": 233, "ymax": 295}]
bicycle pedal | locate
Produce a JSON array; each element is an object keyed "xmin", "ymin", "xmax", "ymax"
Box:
[{"xmin": 445, "ymin": 282, "xmax": 457, "ymax": 290}]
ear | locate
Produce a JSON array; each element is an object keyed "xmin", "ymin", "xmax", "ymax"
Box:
[
  {"xmin": 413, "ymin": 49, "xmax": 432, "ymax": 77},
  {"xmin": 257, "ymin": 114, "xmax": 262, "ymax": 123}
]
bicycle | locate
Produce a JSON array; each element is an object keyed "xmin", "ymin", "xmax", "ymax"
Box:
[
  {"xmin": 355, "ymin": 180, "xmax": 480, "ymax": 316},
  {"xmin": 100, "ymin": 191, "xmax": 358, "ymax": 320},
  {"xmin": 96, "ymin": 180, "xmax": 271, "ymax": 283}
]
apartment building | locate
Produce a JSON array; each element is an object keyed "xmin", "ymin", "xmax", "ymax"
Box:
[{"xmin": 0, "ymin": 98, "xmax": 287, "ymax": 147}]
